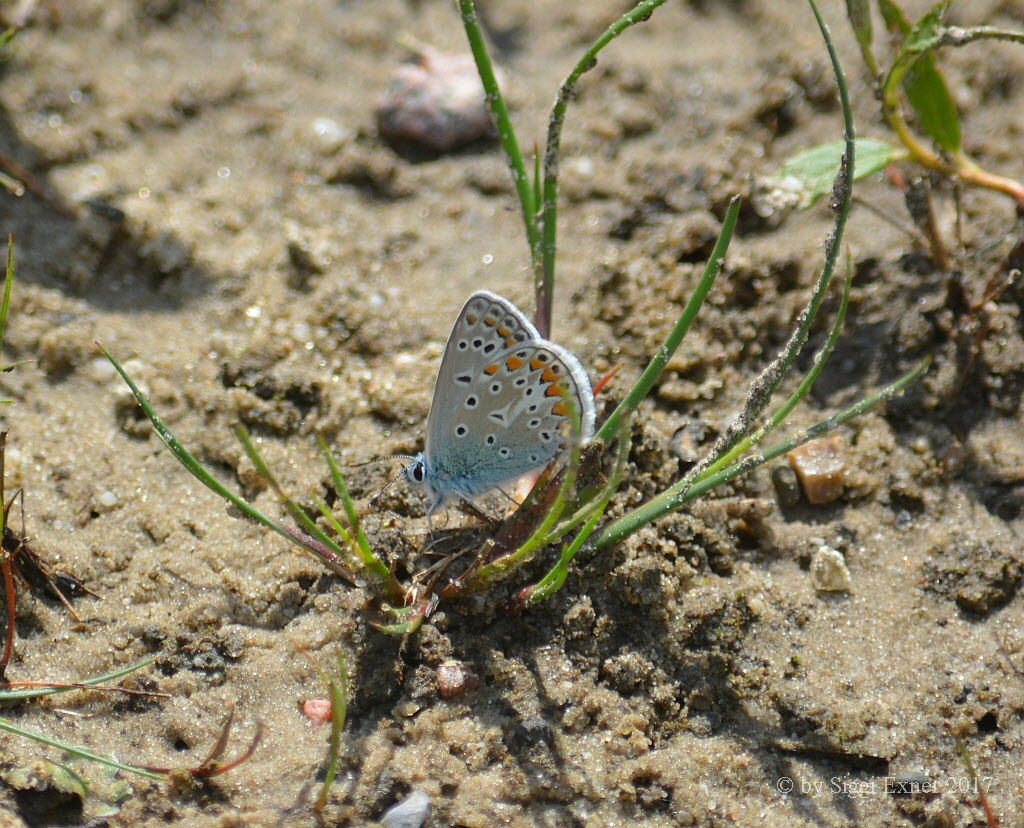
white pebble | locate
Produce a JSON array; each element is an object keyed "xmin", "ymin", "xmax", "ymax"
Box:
[
  {"xmin": 85, "ymin": 357, "xmax": 118, "ymax": 383},
  {"xmin": 380, "ymin": 789, "xmax": 432, "ymax": 828},
  {"xmin": 810, "ymin": 545, "xmax": 852, "ymax": 592},
  {"xmin": 311, "ymin": 117, "xmax": 349, "ymax": 152},
  {"xmin": 97, "ymin": 490, "xmax": 120, "ymax": 510},
  {"xmin": 569, "ymin": 156, "xmax": 595, "ymax": 177}
]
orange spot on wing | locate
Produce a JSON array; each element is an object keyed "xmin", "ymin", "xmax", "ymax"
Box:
[
  {"xmin": 551, "ymin": 401, "xmax": 568, "ymax": 416},
  {"xmin": 466, "ymin": 313, "xmax": 478, "ymax": 324},
  {"xmin": 484, "ymin": 363, "xmax": 499, "ymax": 375},
  {"xmin": 541, "ymin": 367, "xmax": 559, "ymax": 383},
  {"xmin": 484, "ymin": 316, "xmax": 496, "ymax": 327},
  {"xmin": 506, "ymin": 356, "xmax": 524, "ymax": 371},
  {"xmin": 530, "ymin": 357, "xmax": 546, "ymax": 371},
  {"xmin": 505, "ymin": 336, "xmax": 517, "ymax": 347},
  {"xmin": 545, "ymin": 384, "xmax": 563, "ymax": 397},
  {"xmin": 497, "ymin": 324, "xmax": 511, "ymax": 337}
]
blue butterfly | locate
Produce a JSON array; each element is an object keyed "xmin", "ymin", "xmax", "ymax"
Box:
[{"xmin": 404, "ymin": 291, "xmax": 596, "ymax": 519}]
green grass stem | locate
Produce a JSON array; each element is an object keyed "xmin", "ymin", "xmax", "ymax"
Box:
[
  {"xmin": 315, "ymin": 435, "xmax": 393, "ymax": 586},
  {"xmin": 99, "ymin": 345, "xmax": 359, "ymax": 583},
  {"xmin": 0, "ymin": 236, "xmax": 14, "ymax": 363},
  {"xmin": 459, "ymin": 0, "xmax": 669, "ymax": 334},
  {"xmin": 457, "ymin": 0, "xmax": 536, "ymax": 263},
  {"xmin": 0, "ymin": 655, "xmax": 157, "ymax": 702},
  {"xmin": 589, "ymin": 356, "xmax": 929, "ymax": 552},
  {"xmin": 0, "ymin": 655, "xmax": 163, "ymax": 781},
  {"xmin": 524, "ymin": 509, "xmax": 603, "ymax": 606},
  {"xmin": 538, "ymin": 0, "xmax": 668, "ymax": 333},
  {"xmin": 0, "ymin": 717, "xmax": 164, "ymax": 780},
  {"xmin": 314, "ymin": 649, "xmax": 349, "ymax": 812},
  {"xmin": 595, "ymin": 196, "xmax": 741, "ymax": 444},
  {"xmin": 703, "ymin": 248, "xmax": 854, "ymax": 479}
]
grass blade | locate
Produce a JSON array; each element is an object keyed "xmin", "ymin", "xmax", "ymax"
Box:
[
  {"xmin": 0, "ymin": 236, "xmax": 14, "ymax": 362},
  {"xmin": 99, "ymin": 345, "xmax": 358, "ymax": 582},
  {"xmin": 457, "ymin": 0, "xmax": 537, "ymax": 266},
  {"xmin": 595, "ymin": 195, "xmax": 741, "ymax": 444},
  {"xmin": 538, "ymin": 0, "xmax": 668, "ymax": 334},
  {"xmin": 590, "ymin": 357, "xmax": 930, "ymax": 552},
  {"xmin": 314, "ymin": 650, "xmax": 349, "ymax": 812},
  {"xmin": 703, "ymin": 247, "xmax": 854, "ymax": 478},
  {"xmin": 0, "ymin": 655, "xmax": 157, "ymax": 702},
  {"xmin": 0, "ymin": 714, "xmax": 164, "ymax": 781}
]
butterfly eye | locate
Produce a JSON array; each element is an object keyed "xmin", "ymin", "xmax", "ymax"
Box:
[{"xmin": 409, "ymin": 462, "xmax": 425, "ymax": 482}]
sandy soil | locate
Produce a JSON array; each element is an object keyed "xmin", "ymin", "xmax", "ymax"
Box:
[{"xmin": 1, "ymin": 0, "xmax": 1023, "ymax": 826}]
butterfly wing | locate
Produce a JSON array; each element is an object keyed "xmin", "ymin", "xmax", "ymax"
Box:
[{"xmin": 424, "ymin": 291, "xmax": 595, "ymax": 502}]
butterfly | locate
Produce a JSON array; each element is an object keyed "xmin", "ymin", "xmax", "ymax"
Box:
[{"xmin": 403, "ymin": 290, "xmax": 596, "ymax": 520}]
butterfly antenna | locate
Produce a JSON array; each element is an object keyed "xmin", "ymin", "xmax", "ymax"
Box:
[
  {"xmin": 368, "ymin": 465, "xmax": 411, "ymax": 507},
  {"xmin": 344, "ymin": 453, "xmax": 416, "ymax": 469},
  {"xmin": 348, "ymin": 454, "xmax": 417, "ymax": 506}
]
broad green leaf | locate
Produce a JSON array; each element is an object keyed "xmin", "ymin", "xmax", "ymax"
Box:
[
  {"xmin": 845, "ymin": 0, "xmax": 872, "ymax": 51},
  {"xmin": 902, "ymin": 51, "xmax": 960, "ymax": 153},
  {"xmin": 900, "ymin": 2, "xmax": 960, "ymax": 152},
  {"xmin": 777, "ymin": 138, "xmax": 904, "ymax": 207},
  {"xmin": 878, "ymin": 0, "xmax": 911, "ymax": 36},
  {"xmin": 903, "ymin": 1, "xmax": 948, "ymax": 53}
]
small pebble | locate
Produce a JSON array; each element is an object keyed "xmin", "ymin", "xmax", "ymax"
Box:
[
  {"xmin": 787, "ymin": 436, "xmax": 846, "ymax": 504},
  {"xmin": 96, "ymin": 489, "xmax": 120, "ymax": 511},
  {"xmin": 436, "ymin": 660, "xmax": 478, "ymax": 700},
  {"xmin": 85, "ymin": 356, "xmax": 118, "ymax": 383},
  {"xmin": 771, "ymin": 465, "xmax": 802, "ymax": 507},
  {"xmin": 380, "ymin": 789, "xmax": 432, "ymax": 828},
  {"xmin": 810, "ymin": 545, "xmax": 852, "ymax": 592},
  {"xmin": 376, "ymin": 45, "xmax": 502, "ymax": 153},
  {"xmin": 394, "ymin": 699, "xmax": 421, "ymax": 718},
  {"xmin": 300, "ymin": 698, "xmax": 333, "ymax": 725},
  {"xmin": 310, "ymin": 116, "xmax": 349, "ymax": 153}
]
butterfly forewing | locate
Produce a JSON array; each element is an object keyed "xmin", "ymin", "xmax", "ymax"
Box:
[{"xmin": 424, "ymin": 292, "xmax": 537, "ymax": 456}]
